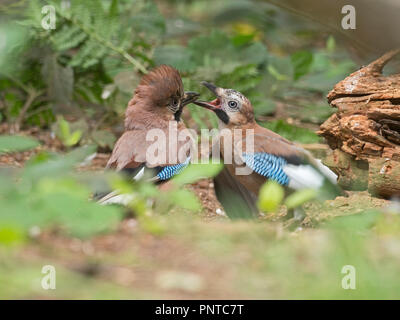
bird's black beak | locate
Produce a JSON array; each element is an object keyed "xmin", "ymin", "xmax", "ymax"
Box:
[
  {"xmin": 181, "ymin": 91, "xmax": 200, "ymax": 106},
  {"xmin": 193, "ymin": 81, "xmax": 222, "ymax": 111},
  {"xmin": 201, "ymin": 81, "xmax": 218, "ymax": 95},
  {"xmin": 174, "ymin": 91, "xmax": 199, "ymax": 121}
]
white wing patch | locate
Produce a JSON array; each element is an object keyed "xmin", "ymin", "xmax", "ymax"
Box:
[
  {"xmin": 315, "ymin": 159, "xmax": 337, "ymax": 184},
  {"xmin": 98, "ymin": 191, "xmax": 135, "ymax": 206},
  {"xmin": 283, "ymin": 159, "xmax": 337, "ymax": 190},
  {"xmin": 133, "ymin": 167, "xmax": 145, "ymax": 180},
  {"xmin": 284, "ymin": 164, "xmax": 324, "ymax": 190}
]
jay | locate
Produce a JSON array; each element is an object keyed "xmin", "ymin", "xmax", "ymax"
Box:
[
  {"xmin": 98, "ymin": 65, "xmax": 199, "ymax": 204},
  {"xmin": 194, "ymin": 82, "xmax": 341, "ymax": 219}
]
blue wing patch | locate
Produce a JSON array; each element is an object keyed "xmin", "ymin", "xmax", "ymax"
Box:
[
  {"xmin": 243, "ymin": 153, "xmax": 289, "ymax": 185},
  {"xmin": 156, "ymin": 157, "xmax": 190, "ymax": 181}
]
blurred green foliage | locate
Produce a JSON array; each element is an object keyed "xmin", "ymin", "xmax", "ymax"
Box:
[
  {"xmin": 262, "ymin": 119, "xmax": 320, "ymax": 143},
  {"xmin": 0, "ymin": 139, "xmax": 122, "ymax": 239},
  {"xmin": 0, "ymin": 135, "xmax": 40, "ymax": 152},
  {"xmin": 54, "ymin": 116, "xmax": 83, "ymax": 147},
  {"xmin": 258, "ymin": 180, "xmax": 284, "ymax": 213},
  {"xmin": 0, "ymin": 0, "xmax": 356, "ymax": 142},
  {"xmin": 0, "ymin": 135, "xmax": 222, "ymax": 242}
]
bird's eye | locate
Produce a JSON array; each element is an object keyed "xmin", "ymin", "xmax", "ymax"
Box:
[
  {"xmin": 172, "ymin": 98, "xmax": 178, "ymax": 106},
  {"xmin": 228, "ymin": 101, "xmax": 238, "ymax": 109}
]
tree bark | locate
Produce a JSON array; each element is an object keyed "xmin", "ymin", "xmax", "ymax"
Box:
[{"xmin": 319, "ymin": 50, "xmax": 400, "ymax": 197}]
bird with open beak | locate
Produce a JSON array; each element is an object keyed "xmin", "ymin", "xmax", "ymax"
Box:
[
  {"xmin": 194, "ymin": 81, "xmax": 342, "ymax": 219},
  {"xmin": 98, "ymin": 65, "xmax": 199, "ymax": 205}
]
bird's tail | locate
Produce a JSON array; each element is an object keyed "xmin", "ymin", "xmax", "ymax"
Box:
[
  {"xmin": 308, "ymin": 155, "xmax": 344, "ymax": 200},
  {"xmin": 97, "ymin": 191, "xmax": 136, "ymax": 206},
  {"xmin": 284, "ymin": 151, "xmax": 344, "ymax": 200},
  {"xmin": 94, "ymin": 166, "xmax": 146, "ymax": 206},
  {"xmin": 213, "ymin": 166, "xmax": 259, "ymax": 219}
]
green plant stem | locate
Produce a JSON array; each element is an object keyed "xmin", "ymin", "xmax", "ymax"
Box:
[
  {"xmin": 25, "ymin": 105, "xmax": 51, "ymax": 119},
  {"xmin": 6, "ymin": 74, "xmax": 30, "ymax": 94},
  {"xmin": 5, "ymin": 75, "xmax": 44, "ymax": 132},
  {"xmin": 14, "ymin": 89, "xmax": 43, "ymax": 132},
  {"xmin": 57, "ymin": 10, "xmax": 148, "ymax": 74}
]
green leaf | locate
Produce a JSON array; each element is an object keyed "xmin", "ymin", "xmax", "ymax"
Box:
[
  {"xmin": 42, "ymin": 193, "xmax": 122, "ymax": 238},
  {"xmin": 171, "ymin": 162, "xmax": 223, "ymax": 186},
  {"xmin": 51, "ymin": 25, "xmax": 87, "ymax": 51},
  {"xmin": 326, "ymin": 35, "xmax": 336, "ymax": 52},
  {"xmin": 0, "ymin": 185, "xmax": 123, "ymax": 238},
  {"xmin": 0, "ymin": 23, "xmax": 29, "ymax": 75},
  {"xmin": 65, "ymin": 130, "xmax": 83, "ymax": 147},
  {"xmin": 23, "ymin": 145, "xmax": 96, "ymax": 181},
  {"xmin": 59, "ymin": 117, "xmax": 71, "ymax": 138},
  {"xmin": 168, "ymin": 189, "xmax": 201, "ymax": 211},
  {"xmin": 0, "ymin": 135, "xmax": 40, "ymax": 154},
  {"xmin": 108, "ymin": 0, "xmax": 119, "ymax": 17},
  {"xmin": 55, "ymin": 117, "xmax": 83, "ymax": 147},
  {"xmin": 0, "ymin": 226, "xmax": 25, "ymax": 246},
  {"xmin": 285, "ymin": 189, "xmax": 317, "ymax": 209},
  {"xmin": 258, "ymin": 180, "xmax": 284, "ymax": 213},
  {"xmin": 36, "ymin": 177, "xmax": 90, "ymax": 199},
  {"xmin": 232, "ymin": 34, "xmax": 254, "ymax": 46},
  {"xmin": 291, "ymin": 50, "xmax": 313, "ymax": 81}
]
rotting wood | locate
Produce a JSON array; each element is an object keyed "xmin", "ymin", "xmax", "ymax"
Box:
[{"xmin": 319, "ymin": 49, "xmax": 400, "ymax": 197}]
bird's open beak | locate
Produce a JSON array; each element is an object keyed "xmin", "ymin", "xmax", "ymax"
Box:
[
  {"xmin": 193, "ymin": 81, "xmax": 223, "ymax": 111},
  {"xmin": 181, "ymin": 91, "xmax": 200, "ymax": 106},
  {"xmin": 201, "ymin": 81, "xmax": 219, "ymax": 95},
  {"xmin": 194, "ymin": 81, "xmax": 230, "ymax": 125}
]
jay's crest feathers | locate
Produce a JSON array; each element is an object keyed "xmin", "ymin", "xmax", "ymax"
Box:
[
  {"xmin": 107, "ymin": 65, "xmax": 197, "ymax": 172},
  {"xmin": 99, "ymin": 66, "xmax": 198, "ymax": 205},
  {"xmin": 125, "ymin": 65, "xmax": 184, "ymax": 130}
]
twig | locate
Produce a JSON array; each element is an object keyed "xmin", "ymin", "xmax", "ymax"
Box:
[
  {"xmin": 13, "ymin": 88, "xmax": 43, "ymax": 132},
  {"xmin": 6, "ymin": 74, "xmax": 30, "ymax": 94},
  {"xmin": 25, "ymin": 105, "xmax": 51, "ymax": 119}
]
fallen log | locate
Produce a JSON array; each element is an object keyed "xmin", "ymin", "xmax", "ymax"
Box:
[{"xmin": 318, "ymin": 50, "xmax": 400, "ymax": 197}]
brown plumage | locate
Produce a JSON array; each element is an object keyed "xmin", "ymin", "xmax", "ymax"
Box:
[
  {"xmin": 107, "ymin": 65, "xmax": 198, "ymax": 171},
  {"xmin": 194, "ymin": 82, "xmax": 307, "ymax": 193},
  {"xmin": 124, "ymin": 65, "xmax": 184, "ymax": 130},
  {"xmin": 194, "ymin": 82, "xmax": 341, "ymax": 218}
]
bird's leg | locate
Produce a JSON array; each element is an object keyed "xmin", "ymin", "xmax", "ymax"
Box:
[
  {"xmin": 284, "ymin": 208, "xmax": 295, "ymax": 220},
  {"xmin": 283, "ymin": 206, "xmax": 306, "ymax": 230},
  {"xmin": 293, "ymin": 207, "xmax": 306, "ymax": 221}
]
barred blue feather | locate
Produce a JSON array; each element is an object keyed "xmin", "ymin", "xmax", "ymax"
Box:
[
  {"xmin": 156, "ymin": 157, "xmax": 190, "ymax": 181},
  {"xmin": 243, "ymin": 153, "xmax": 289, "ymax": 185}
]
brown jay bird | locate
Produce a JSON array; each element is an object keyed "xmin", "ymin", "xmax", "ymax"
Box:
[
  {"xmin": 98, "ymin": 65, "xmax": 199, "ymax": 205},
  {"xmin": 194, "ymin": 82, "xmax": 341, "ymax": 219}
]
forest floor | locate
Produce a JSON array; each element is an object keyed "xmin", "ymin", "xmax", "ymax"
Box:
[{"xmin": 0, "ymin": 126, "xmax": 397, "ymax": 300}]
